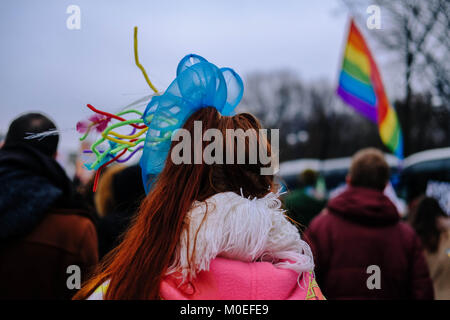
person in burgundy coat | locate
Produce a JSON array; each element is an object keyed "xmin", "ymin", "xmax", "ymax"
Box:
[{"xmin": 305, "ymin": 148, "xmax": 434, "ymax": 300}]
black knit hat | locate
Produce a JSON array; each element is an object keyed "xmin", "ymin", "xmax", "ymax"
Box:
[{"xmin": 4, "ymin": 112, "xmax": 59, "ymax": 157}]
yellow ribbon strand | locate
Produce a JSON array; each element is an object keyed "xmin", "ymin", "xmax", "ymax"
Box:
[
  {"xmin": 102, "ymin": 128, "xmax": 148, "ymax": 147},
  {"xmin": 134, "ymin": 26, "xmax": 159, "ymax": 94},
  {"xmin": 108, "ymin": 127, "xmax": 148, "ymax": 140}
]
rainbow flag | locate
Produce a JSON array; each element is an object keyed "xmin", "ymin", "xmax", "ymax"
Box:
[{"xmin": 337, "ymin": 19, "xmax": 403, "ymax": 158}]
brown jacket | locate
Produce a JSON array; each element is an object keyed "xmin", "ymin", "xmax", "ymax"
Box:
[{"xmin": 0, "ymin": 209, "xmax": 98, "ymax": 299}]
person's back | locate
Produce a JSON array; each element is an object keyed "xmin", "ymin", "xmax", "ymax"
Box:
[
  {"xmin": 96, "ymin": 165, "xmax": 145, "ymax": 259},
  {"xmin": 410, "ymin": 197, "xmax": 450, "ymax": 300},
  {"xmin": 305, "ymin": 148, "xmax": 433, "ymax": 300},
  {"xmin": 426, "ymin": 226, "xmax": 450, "ymax": 300},
  {"xmin": 284, "ymin": 186, "xmax": 327, "ymax": 228},
  {"xmin": 0, "ymin": 113, "xmax": 98, "ymax": 299},
  {"xmin": 0, "ymin": 210, "xmax": 97, "ymax": 299},
  {"xmin": 284, "ymin": 170, "xmax": 327, "ymax": 228}
]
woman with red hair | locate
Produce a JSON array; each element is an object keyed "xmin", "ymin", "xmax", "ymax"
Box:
[{"xmin": 74, "ymin": 55, "xmax": 322, "ymax": 300}]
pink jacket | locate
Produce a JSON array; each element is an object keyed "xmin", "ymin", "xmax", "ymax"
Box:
[{"xmin": 160, "ymin": 257, "xmax": 324, "ymax": 300}]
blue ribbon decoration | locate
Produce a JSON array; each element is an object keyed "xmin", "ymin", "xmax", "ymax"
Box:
[{"xmin": 140, "ymin": 54, "xmax": 244, "ymax": 193}]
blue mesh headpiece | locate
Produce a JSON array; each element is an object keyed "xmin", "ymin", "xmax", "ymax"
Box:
[{"xmin": 140, "ymin": 54, "xmax": 244, "ymax": 193}]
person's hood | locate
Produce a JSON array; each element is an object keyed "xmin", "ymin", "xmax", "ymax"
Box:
[
  {"xmin": 0, "ymin": 144, "xmax": 74, "ymax": 239},
  {"xmin": 161, "ymin": 257, "xmax": 321, "ymax": 300},
  {"xmin": 327, "ymin": 185, "xmax": 400, "ymax": 227}
]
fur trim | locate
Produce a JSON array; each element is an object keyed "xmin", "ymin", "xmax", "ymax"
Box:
[{"xmin": 166, "ymin": 190, "xmax": 314, "ymax": 282}]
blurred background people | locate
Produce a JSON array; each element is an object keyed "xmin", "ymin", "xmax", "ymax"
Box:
[
  {"xmin": 283, "ymin": 169, "xmax": 327, "ymax": 228},
  {"xmin": 305, "ymin": 148, "xmax": 434, "ymax": 300},
  {"xmin": 73, "ymin": 140, "xmax": 95, "ymax": 190},
  {"xmin": 410, "ymin": 197, "xmax": 450, "ymax": 300},
  {"xmin": 0, "ymin": 113, "xmax": 98, "ymax": 299},
  {"xmin": 95, "ymin": 164, "xmax": 145, "ymax": 259},
  {"xmin": 94, "ymin": 165, "xmax": 126, "ymax": 219}
]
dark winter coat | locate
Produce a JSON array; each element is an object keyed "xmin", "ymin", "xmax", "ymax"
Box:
[{"xmin": 305, "ymin": 186, "xmax": 434, "ymax": 300}]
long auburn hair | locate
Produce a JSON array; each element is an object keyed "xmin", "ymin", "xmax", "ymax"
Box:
[{"xmin": 73, "ymin": 107, "xmax": 275, "ymax": 300}]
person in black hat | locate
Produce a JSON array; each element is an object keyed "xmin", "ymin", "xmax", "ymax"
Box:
[{"xmin": 0, "ymin": 112, "xmax": 98, "ymax": 299}]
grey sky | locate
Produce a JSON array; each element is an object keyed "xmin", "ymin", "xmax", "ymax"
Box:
[{"xmin": 0, "ymin": 0, "xmax": 379, "ymax": 155}]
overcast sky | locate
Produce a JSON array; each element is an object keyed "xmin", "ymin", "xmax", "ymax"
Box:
[{"xmin": 0, "ymin": 0, "xmax": 392, "ymax": 155}]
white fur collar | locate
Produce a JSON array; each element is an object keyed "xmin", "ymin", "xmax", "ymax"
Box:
[{"xmin": 166, "ymin": 190, "xmax": 314, "ymax": 281}]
